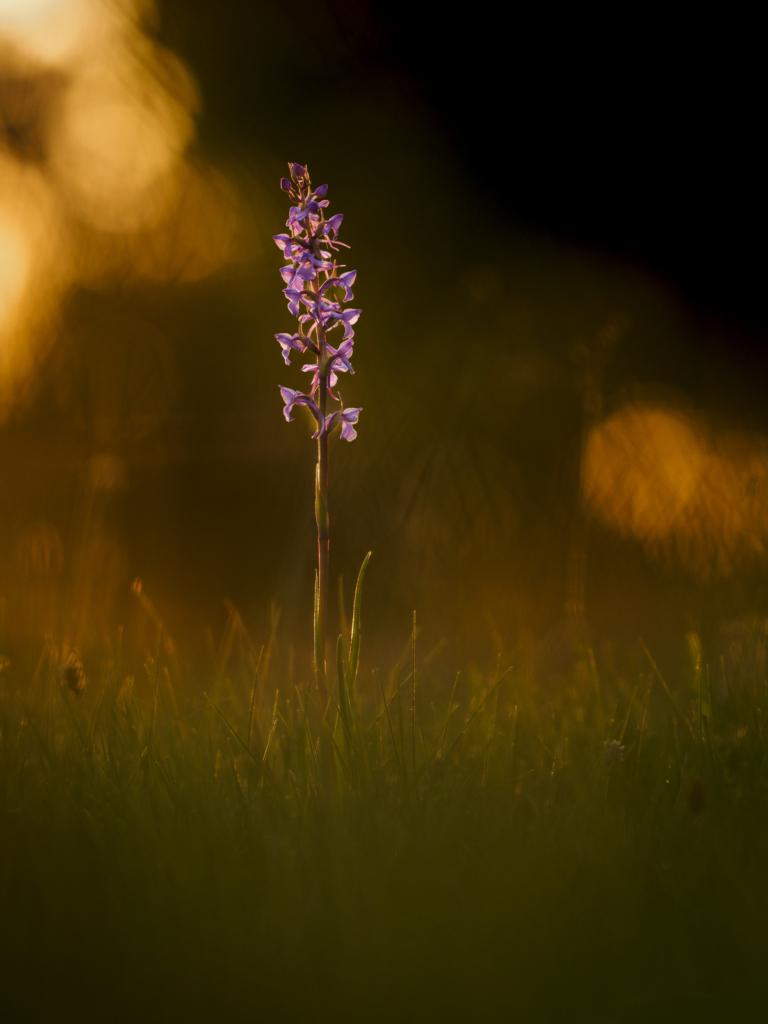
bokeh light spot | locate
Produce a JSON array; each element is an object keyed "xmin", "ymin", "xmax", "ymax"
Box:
[
  {"xmin": 0, "ymin": 0, "xmax": 66, "ymax": 24},
  {"xmin": 584, "ymin": 403, "xmax": 768, "ymax": 576},
  {"xmin": 0, "ymin": 0, "xmax": 105, "ymax": 67},
  {"xmin": 50, "ymin": 67, "xmax": 192, "ymax": 232}
]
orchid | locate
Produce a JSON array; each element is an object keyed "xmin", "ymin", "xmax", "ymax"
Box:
[
  {"xmin": 274, "ymin": 162, "xmax": 364, "ymax": 690},
  {"xmin": 326, "ymin": 406, "xmax": 361, "ymax": 442},
  {"xmin": 278, "ymin": 387, "xmax": 324, "ymax": 437},
  {"xmin": 275, "ymin": 332, "xmax": 307, "ymax": 366}
]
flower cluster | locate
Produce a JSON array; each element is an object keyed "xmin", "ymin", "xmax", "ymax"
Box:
[{"xmin": 274, "ymin": 162, "xmax": 362, "ymax": 441}]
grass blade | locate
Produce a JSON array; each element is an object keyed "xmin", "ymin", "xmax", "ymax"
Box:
[
  {"xmin": 347, "ymin": 551, "xmax": 371, "ymax": 692},
  {"xmin": 336, "ymin": 635, "xmax": 354, "ymax": 757},
  {"xmin": 639, "ymin": 638, "xmax": 696, "ymax": 741},
  {"xmin": 411, "ymin": 610, "xmax": 417, "ymax": 773},
  {"xmin": 247, "ymin": 644, "xmax": 265, "ymax": 752}
]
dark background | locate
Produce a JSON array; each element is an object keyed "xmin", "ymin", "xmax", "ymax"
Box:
[
  {"xmin": 1, "ymin": 0, "xmax": 764, "ymax": 676},
  {"xmin": 159, "ymin": 0, "xmax": 764, "ymax": 336}
]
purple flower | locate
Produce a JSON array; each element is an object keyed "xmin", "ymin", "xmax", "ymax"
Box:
[
  {"xmin": 328, "ymin": 337, "xmax": 354, "ymax": 374},
  {"xmin": 273, "ymin": 234, "xmax": 309, "ymax": 260},
  {"xmin": 301, "ymin": 362, "xmax": 334, "ymax": 395},
  {"xmin": 323, "ymin": 213, "xmax": 343, "ymax": 239},
  {"xmin": 275, "ymin": 332, "xmax": 306, "ymax": 366},
  {"xmin": 319, "ymin": 269, "xmax": 357, "ymax": 301},
  {"xmin": 323, "ymin": 305, "xmax": 362, "ymax": 341},
  {"xmin": 282, "ymin": 287, "xmax": 305, "ymax": 318},
  {"xmin": 279, "ymin": 387, "xmax": 325, "ymax": 438},
  {"xmin": 326, "ymin": 406, "xmax": 362, "ymax": 441},
  {"xmin": 300, "ymin": 339, "xmax": 354, "ymax": 396},
  {"xmin": 280, "ymin": 251, "xmax": 333, "ymax": 289},
  {"xmin": 273, "ymin": 162, "xmax": 362, "ymax": 441}
]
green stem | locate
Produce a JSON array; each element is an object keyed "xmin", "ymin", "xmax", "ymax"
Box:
[{"xmin": 314, "ymin": 346, "xmax": 329, "ymax": 693}]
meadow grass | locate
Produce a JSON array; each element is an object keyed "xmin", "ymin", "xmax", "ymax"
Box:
[{"xmin": 1, "ymin": 604, "xmax": 768, "ymax": 1023}]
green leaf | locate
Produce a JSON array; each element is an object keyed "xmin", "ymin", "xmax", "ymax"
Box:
[{"xmin": 347, "ymin": 551, "xmax": 371, "ymax": 691}]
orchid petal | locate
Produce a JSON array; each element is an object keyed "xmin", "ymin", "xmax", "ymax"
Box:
[
  {"xmin": 279, "ymin": 387, "xmax": 325, "ymax": 437},
  {"xmin": 276, "ymin": 333, "xmax": 305, "ymax": 366},
  {"xmin": 324, "ymin": 213, "xmax": 344, "ymax": 237},
  {"xmin": 340, "ymin": 407, "xmax": 361, "ymax": 441}
]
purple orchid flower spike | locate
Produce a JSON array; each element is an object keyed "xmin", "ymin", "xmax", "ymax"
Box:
[{"xmin": 273, "ymin": 161, "xmax": 364, "ymax": 692}]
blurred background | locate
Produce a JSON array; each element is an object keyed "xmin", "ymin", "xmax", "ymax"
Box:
[{"xmin": 0, "ymin": 0, "xmax": 765, "ymax": 681}]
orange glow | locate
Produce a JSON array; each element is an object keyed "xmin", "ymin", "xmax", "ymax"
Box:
[
  {"xmin": 584, "ymin": 406, "xmax": 704, "ymax": 542},
  {"xmin": 584, "ymin": 402, "xmax": 768, "ymax": 575},
  {"xmin": 0, "ymin": 158, "xmax": 70, "ymax": 416},
  {"xmin": 0, "ymin": 0, "xmax": 69, "ymax": 25},
  {"xmin": 124, "ymin": 165, "xmax": 241, "ymax": 283},
  {"xmin": 71, "ymin": 163, "xmax": 242, "ymax": 287},
  {"xmin": 0, "ymin": 0, "xmax": 243, "ymax": 417},
  {"xmin": 0, "ymin": 0, "xmax": 113, "ymax": 68},
  {"xmin": 0, "ymin": 211, "xmax": 29, "ymax": 331},
  {"xmin": 50, "ymin": 64, "xmax": 193, "ymax": 232}
]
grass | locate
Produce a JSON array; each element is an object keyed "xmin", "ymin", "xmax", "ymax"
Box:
[{"xmin": 2, "ymin": 600, "xmax": 768, "ymax": 1023}]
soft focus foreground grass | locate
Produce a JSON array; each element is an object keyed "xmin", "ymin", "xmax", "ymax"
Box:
[{"xmin": 2, "ymin": 618, "xmax": 768, "ymax": 1023}]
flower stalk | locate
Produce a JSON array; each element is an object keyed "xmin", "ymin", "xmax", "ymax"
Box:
[{"xmin": 274, "ymin": 163, "xmax": 362, "ymax": 691}]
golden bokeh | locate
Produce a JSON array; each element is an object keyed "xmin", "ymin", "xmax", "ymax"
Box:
[
  {"xmin": 0, "ymin": 205, "xmax": 29, "ymax": 329},
  {"xmin": 0, "ymin": 0, "xmax": 246, "ymax": 418},
  {"xmin": 48, "ymin": 44, "xmax": 195, "ymax": 232},
  {"xmin": 0, "ymin": 0, "xmax": 65, "ymax": 24},
  {"xmin": 584, "ymin": 402, "xmax": 768, "ymax": 576},
  {"xmin": 74, "ymin": 162, "xmax": 241, "ymax": 286},
  {"xmin": 0, "ymin": 0, "xmax": 111, "ymax": 68},
  {"xmin": 0, "ymin": 157, "xmax": 70, "ymax": 415}
]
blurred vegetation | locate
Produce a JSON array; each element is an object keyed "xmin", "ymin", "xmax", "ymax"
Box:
[{"xmin": 2, "ymin": 596, "xmax": 768, "ymax": 1022}]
